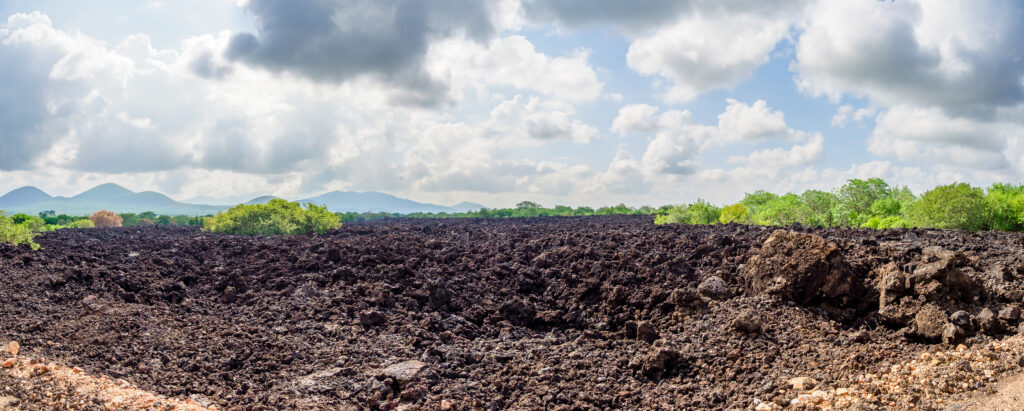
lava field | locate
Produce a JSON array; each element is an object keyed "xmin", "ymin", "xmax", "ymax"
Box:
[{"xmin": 4, "ymin": 216, "xmax": 1024, "ymax": 409}]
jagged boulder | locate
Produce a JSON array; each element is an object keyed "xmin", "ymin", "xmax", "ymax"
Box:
[
  {"xmin": 877, "ymin": 247, "xmax": 983, "ymax": 328},
  {"xmin": 744, "ymin": 230, "xmax": 865, "ymax": 306},
  {"xmin": 908, "ymin": 247, "xmax": 978, "ymax": 302}
]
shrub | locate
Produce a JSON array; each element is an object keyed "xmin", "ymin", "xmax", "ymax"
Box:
[
  {"xmin": 139, "ymin": 218, "xmax": 156, "ymax": 226},
  {"xmin": 908, "ymin": 183, "xmax": 989, "ymax": 231},
  {"xmin": 20, "ymin": 217, "xmax": 46, "ymax": 232},
  {"xmin": 719, "ymin": 203, "xmax": 750, "ymax": 224},
  {"xmin": 204, "ymin": 199, "xmax": 341, "ymax": 235},
  {"xmin": 0, "ymin": 213, "xmax": 39, "ymax": 250},
  {"xmin": 119, "ymin": 213, "xmax": 140, "ymax": 227},
  {"xmin": 71, "ymin": 219, "xmax": 95, "ymax": 228},
  {"xmin": 90, "ymin": 210, "xmax": 123, "ymax": 227},
  {"xmin": 861, "ymin": 216, "xmax": 910, "ymax": 229},
  {"xmin": 654, "ymin": 200, "xmax": 721, "ymax": 225}
]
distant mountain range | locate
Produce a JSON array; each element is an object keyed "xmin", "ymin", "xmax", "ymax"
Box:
[{"xmin": 0, "ymin": 183, "xmax": 486, "ymax": 216}]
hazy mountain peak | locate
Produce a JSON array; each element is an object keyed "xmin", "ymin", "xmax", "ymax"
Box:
[
  {"xmin": 73, "ymin": 183, "xmax": 134, "ymax": 200},
  {"xmin": 0, "ymin": 186, "xmax": 53, "ymax": 209}
]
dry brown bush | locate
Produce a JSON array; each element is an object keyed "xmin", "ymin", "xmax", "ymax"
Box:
[{"xmin": 89, "ymin": 210, "xmax": 123, "ymax": 228}]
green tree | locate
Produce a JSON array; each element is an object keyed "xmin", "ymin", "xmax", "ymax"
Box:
[
  {"xmin": 119, "ymin": 213, "xmax": 140, "ymax": 227},
  {"xmin": 516, "ymin": 201, "xmax": 541, "ymax": 210},
  {"xmin": 800, "ymin": 190, "xmax": 836, "ymax": 227},
  {"xmin": 986, "ymin": 183, "xmax": 1024, "ymax": 231},
  {"xmin": 835, "ymin": 178, "xmax": 892, "ymax": 226},
  {"xmin": 741, "ymin": 190, "xmax": 778, "ymax": 214},
  {"xmin": 754, "ymin": 194, "xmax": 810, "ymax": 226},
  {"xmin": 907, "ymin": 183, "xmax": 989, "ymax": 231}
]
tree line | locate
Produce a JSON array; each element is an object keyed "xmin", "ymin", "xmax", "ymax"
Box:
[{"xmin": 656, "ymin": 179, "xmax": 1021, "ymax": 232}]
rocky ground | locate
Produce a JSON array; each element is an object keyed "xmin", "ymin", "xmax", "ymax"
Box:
[{"xmin": 3, "ymin": 216, "xmax": 1024, "ymax": 409}]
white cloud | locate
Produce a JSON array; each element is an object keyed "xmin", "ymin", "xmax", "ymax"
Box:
[
  {"xmin": 626, "ymin": 10, "xmax": 795, "ymax": 102},
  {"xmin": 831, "ymin": 104, "xmax": 877, "ymax": 127},
  {"xmin": 610, "ymin": 104, "xmax": 660, "ymax": 135},
  {"xmin": 794, "ymin": 0, "xmax": 1024, "ymax": 116},
  {"xmin": 717, "ymin": 98, "xmax": 789, "ymax": 141},
  {"xmin": 868, "ymin": 105, "xmax": 1021, "ymax": 171},
  {"xmin": 0, "ymin": 11, "xmax": 608, "ymax": 205},
  {"xmin": 609, "ymin": 99, "xmax": 827, "ymax": 180},
  {"xmin": 728, "ymin": 133, "xmax": 824, "ymax": 168},
  {"xmin": 592, "ymin": 149, "xmax": 652, "ymax": 194},
  {"xmin": 427, "ymin": 35, "xmax": 603, "ymax": 103}
]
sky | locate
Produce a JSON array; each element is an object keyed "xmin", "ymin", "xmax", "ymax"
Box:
[{"xmin": 1, "ymin": 0, "xmax": 1023, "ymax": 208}]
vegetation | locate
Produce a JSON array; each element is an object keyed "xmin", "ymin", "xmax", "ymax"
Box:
[
  {"xmin": 70, "ymin": 219, "xmax": 95, "ymax": 229},
  {"xmin": 905, "ymin": 183, "xmax": 988, "ymax": 231},
  {"xmin": 204, "ymin": 199, "xmax": 340, "ymax": 235},
  {"xmin": 337, "ymin": 202, "xmax": 654, "ymax": 222},
  {"xmin": 654, "ymin": 200, "xmax": 720, "ymax": 225},
  {"xmin": 655, "ymin": 179, "xmax": 1024, "ymax": 232},
  {"xmin": 90, "ymin": 210, "xmax": 123, "ymax": 228},
  {"xmin": 0, "ymin": 212, "xmax": 40, "ymax": 250},
  {"xmin": 5, "ymin": 178, "xmax": 1024, "ymax": 247}
]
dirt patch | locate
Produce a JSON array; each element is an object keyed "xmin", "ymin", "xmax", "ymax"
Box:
[
  {"xmin": 1, "ymin": 218, "xmax": 1024, "ymax": 409},
  {"xmin": 1, "ymin": 352, "xmax": 212, "ymax": 410}
]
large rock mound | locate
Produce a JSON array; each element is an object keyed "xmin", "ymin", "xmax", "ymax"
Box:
[{"xmin": 743, "ymin": 230, "xmax": 865, "ymax": 307}]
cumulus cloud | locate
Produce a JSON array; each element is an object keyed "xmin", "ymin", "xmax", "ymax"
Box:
[
  {"xmin": 627, "ymin": 13, "xmax": 794, "ymax": 102},
  {"xmin": 868, "ymin": 105, "xmax": 1021, "ymax": 171},
  {"xmin": 794, "ymin": 0, "xmax": 1024, "ymax": 117},
  {"xmin": 592, "ymin": 149, "xmax": 652, "ymax": 194},
  {"xmin": 426, "ymin": 35, "xmax": 603, "ymax": 103},
  {"xmin": 610, "ymin": 99, "xmax": 825, "ymax": 177},
  {"xmin": 830, "ymin": 104, "xmax": 877, "ymax": 128},
  {"xmin": 522, "ymin": 0, "xmax": 810, "ymax": 102},
  {"xmin": 0, "ymin": 9, "xmax": 615, "ymax": 203},
  {"xmin": 728, "ymin": 133, "xmax": 824, "ymax": 168},
  {"xmin": 717, "ymin": 99, "xmax": 789, "ymax": 141},
  {"xmin": 609, "ymin": 104, "xmax": 660, "ymax": 135},
  {"xmin": 0, "ymin": 13, "xmax": 66, "ymax": 170},
  {"xmin": 224, "ymin": 0, "xmax": 498, "ymax": 106}
]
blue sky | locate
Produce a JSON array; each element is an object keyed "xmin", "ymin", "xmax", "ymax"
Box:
[{"xmin": 1, "ymin": 0, "xmax": 1022, "ymax": 207}]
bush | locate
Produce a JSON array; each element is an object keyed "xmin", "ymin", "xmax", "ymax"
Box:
[
  {"xmin": 719, "ymin": 203, "xmax": 750, "ymax": 224},
  {"xmin": 10, "ymin": 213, "xmax": 33, "ymax": 224},
  {"xmin": 861, "ymin": 216, "xmax": 910, "ymax": 229},
  {"xmin": 90, "ymin": 210, "xmax": 123, "ymax": 227},
  {"xmin": 908, "ymin": 183, "xmax": 989, "ymax": 231},
  {"xmin": 21, "ymin": 217, "xmax": 46, "ymax": 232},
  {"xmin": 119, "ymin": 213, "xmax": 140, "ymax": 227},
  {"xmin": 71, "ymin": 219, "xmax": 95, "ymax": 228},
  {"xmin": 204, "ymin": 199, "xmax": 341, "ymax": 235},
  {"xmin": 0, "ymin": 213, "xmax": 39, "ymax": 250},
  {"xmin": 654, "ymin": 200, "xmax": 721, "ymax": 225}
]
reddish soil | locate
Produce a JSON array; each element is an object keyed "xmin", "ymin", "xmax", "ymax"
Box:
[{"xmin": 2, "ymin": 216, "xmax": 1024, "ymax": 409}]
